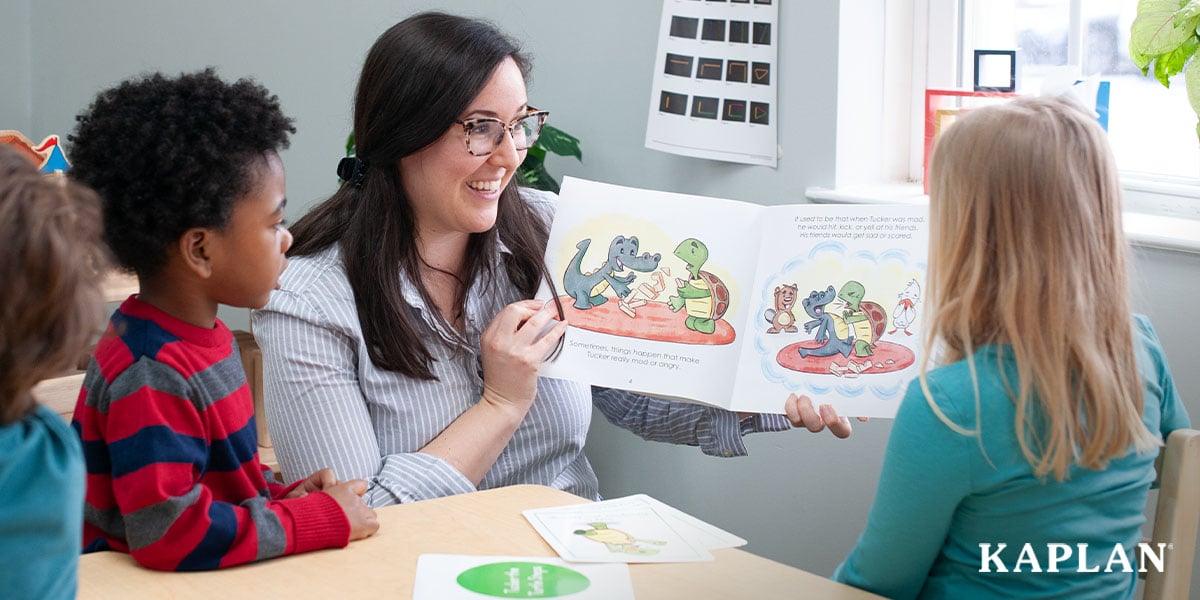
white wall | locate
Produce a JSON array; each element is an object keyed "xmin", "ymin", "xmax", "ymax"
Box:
[{"xmin": 4, "ymin": 0, "xmax": 1197, "ymax": 595}]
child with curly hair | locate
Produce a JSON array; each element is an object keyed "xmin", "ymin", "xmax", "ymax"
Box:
[
  {"xmin": 68, "ymin": 69, "xmax": 377, "ymax": 571},
  {"xmin": 0, "ymin": 145, "xmax": 108, "ymax": 599}
]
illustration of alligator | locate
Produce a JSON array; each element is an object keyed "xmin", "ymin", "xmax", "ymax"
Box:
[
  {"xmin": 564, "ymin": 235, "xmax": 661, "ymax": 310},
  {"xmin": 797, "ymin": 285, "xmax": 855, "ymax": 358}
]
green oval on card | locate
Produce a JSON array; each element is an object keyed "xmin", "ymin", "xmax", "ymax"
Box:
[{"xmin": 456, "ymin": 561, "xmax": 590, "ymax": 597}]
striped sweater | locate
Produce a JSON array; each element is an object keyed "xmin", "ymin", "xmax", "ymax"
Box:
[{"xmin": 72, "ymin": 297, "xmax": 349, "ymax": 571}]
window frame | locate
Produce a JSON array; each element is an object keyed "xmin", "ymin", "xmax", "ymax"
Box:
[
  {"xmin": 831, "ymin": 0, "xmax": 1200, "ymax": 219},
  {"xmin": 825, "ymin": 0, "xmax": 1200, "ymax": 250}
]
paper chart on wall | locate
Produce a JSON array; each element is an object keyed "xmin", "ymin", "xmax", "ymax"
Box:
[{"xmin": 645, "ymin": 0, "xmax": 779, "ymax": 167}]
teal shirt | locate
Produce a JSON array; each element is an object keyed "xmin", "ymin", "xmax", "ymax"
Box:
[
  {"xmin": 0, "ymin": 405, "xmax": 84, "ymax": 600},
  {"xmin": 835, "ymin": 316, "xmax": 1190, "ymax": 599}
]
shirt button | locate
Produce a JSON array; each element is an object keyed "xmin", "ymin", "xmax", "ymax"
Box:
[{"xmin": 721, "ymin": 449, "xmax": 733, "ymax": 457}]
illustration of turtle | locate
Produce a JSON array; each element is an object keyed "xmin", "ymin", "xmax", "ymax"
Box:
[
  {"xmin": 830, "ymin": 280, "xmax": 887, "ymax": 357},
  {"xmin": 573, "ymin": 522, "xmax": 666, "ymax": 555},
  {"xmin": 667, "ymin": 238, "xmax": 730, "ymax": 335}
]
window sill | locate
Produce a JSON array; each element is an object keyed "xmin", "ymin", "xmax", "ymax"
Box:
[{"xmin": 806, "ymin": 184, "xmax": 1200, "ymax": 255}]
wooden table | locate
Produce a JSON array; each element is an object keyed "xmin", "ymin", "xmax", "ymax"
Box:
[{"xmin": 78, "ymin": 484, "xmax": 881, "ymax": 599}]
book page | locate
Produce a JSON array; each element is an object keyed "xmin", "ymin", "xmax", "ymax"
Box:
[
  {"xmin": 537, "ymin": 177, "xmax": 764, "ymax": 410},
  {"xmin": 730, "ymin": 204, "xmax": 929, "ymax": 418}
]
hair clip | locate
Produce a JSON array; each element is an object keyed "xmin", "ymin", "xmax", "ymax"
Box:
[{"xmin": 337, "ymin": 156, "xmax": 369, "ymax": 188}]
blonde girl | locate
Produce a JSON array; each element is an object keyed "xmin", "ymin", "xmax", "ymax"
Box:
[{"xmin": 830, "ymin": 96, "xmax": 1189, "ymax": 599}]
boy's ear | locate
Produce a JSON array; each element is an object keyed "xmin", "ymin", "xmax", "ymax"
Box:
[{"xmin": 178, "ymin": 227, "xmax": 216, "ymax": 279}]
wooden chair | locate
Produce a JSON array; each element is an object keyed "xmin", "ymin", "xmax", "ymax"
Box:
[
  {"xmin": 232, "ymin": 329, "xmax": 277, "ymax": 473},
  {"xmin": 1142, "ymin": 428, "xmax": 1200, "ymax": 600}
]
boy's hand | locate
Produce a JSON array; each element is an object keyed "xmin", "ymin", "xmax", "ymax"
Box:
[
  {"xmin": 285, "ymin": 468, "xmax": 338, "ymax": 499},
  {"xmin": 325, "ymin": 479, "xmax": 379, "ymax": 541}
]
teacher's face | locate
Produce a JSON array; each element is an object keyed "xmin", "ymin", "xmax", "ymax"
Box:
[{"xmin": 400, "ymin": 57, "xmax": 528, "ymax": 240}]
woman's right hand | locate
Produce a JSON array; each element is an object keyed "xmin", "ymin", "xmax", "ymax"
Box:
[
  {"xmin": 480, "ymin": 299, "xmax": 568, "ymax": 415},
  {"xmin": 324, "ymin": 479, "xmax": 379, "ymax": 541}
]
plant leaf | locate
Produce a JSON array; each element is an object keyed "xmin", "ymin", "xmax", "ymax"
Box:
[
  {"xmin": 517, "ymin": 153, "xmax": 559, "ymax": 192},
  {"xmin": 1185, "ymin": 58, "xmax": 1200, "ymax": 140},
  {"xmin": 1178, "ymin": 0, "xmax": 1200, "ymax": 26},
  {"xmin": 535, "ymin": 124, "xmax": 583, "ymax": 161},
  {"xmin": 1131, "ymin": 0, "xmax": 1200, "ymax": 56},
  {"xmin": 1130, "ymin": 43, "xmax": 1155, "ymax": 71},
  {"xmin": 1155, "ymin": 54, "xmax": 1174, "ymax": 85},
  {"xmin": 517, "ymin": 161, "xmax": 560, "ymax": 193},
  {"xmin": 1161, "ymin": 34, "xmax": 1200, "ymax": 79}
]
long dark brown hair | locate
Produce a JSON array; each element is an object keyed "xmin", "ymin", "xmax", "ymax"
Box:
[{"xmin": 288, "ymin": 12, "xmax": 557, "ymax": 379}]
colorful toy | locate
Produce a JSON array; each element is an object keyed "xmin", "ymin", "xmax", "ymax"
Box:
[{"xmin": 0, "ymin": 130, "xmax": 70, "ymax": 174}]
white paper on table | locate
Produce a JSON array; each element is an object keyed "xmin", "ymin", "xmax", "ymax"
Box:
[
  {"xmin": 412, "ymin": 554, "xmax": 635, "ymax": 600},
  {"xmin": 625, "ymin": 494, "xmax": 747, "ymax": 550},
  {"xmin": 523, "ymin": 495, "xmax": 718, "ymax": 563}
]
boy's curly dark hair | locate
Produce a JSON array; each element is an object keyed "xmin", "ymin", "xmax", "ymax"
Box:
[{"xmin": 69, "ymin": 68, "xmax": 295, "ymax": 277}]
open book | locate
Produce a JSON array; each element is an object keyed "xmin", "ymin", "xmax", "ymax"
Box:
[{"xmin": 536, "ymin": 177, "xmax": 929, "ymax": 418}]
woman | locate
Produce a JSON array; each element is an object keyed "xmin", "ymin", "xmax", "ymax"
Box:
[
  {"xmin": 815, "ymin": 96, "xmax": 1189, "ymax": 599},
  {"xmin": 254, "ymin": 12, "xmax": 849, "ymax": 508}
]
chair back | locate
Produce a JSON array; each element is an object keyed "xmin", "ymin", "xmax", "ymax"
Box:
[{"xmin": 1143, "ymin": 428, "xmax": 1200, "ymax": 600}]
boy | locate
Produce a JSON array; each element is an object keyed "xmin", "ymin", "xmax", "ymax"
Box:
[{"xmin": 68, "ymin": 69, "xmax": 377, "ymax": 571}]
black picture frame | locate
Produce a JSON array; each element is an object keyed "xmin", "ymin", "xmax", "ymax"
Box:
[{"xmin": 973, "ymin": 49, "xmax": 1016, "ymax": 92}]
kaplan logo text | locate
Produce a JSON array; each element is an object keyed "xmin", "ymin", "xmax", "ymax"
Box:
[{"xmin": 978, "ymin": 543, "xmax": 1169, "ymax": 573}]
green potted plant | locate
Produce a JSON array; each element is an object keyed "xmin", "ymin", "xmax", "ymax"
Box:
[
  {"xmin": 1130, "ymin": 0, "xmax": 1200, "ymax": 138},
  {"xmin": 515, "ymin": 124, "xmax": 582, "ymax": 193},
  {"xmin": 342, "ymin": 124, "xmax": 581, "ymax": 193}
]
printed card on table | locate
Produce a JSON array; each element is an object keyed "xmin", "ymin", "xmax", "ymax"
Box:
[
  {"xmin": 523, "ymin": 494, "xmax": 747, "ymax": 563},
  {"xmin": 413, "ymin": 554, "xmax": 634, "ymax": 599}
]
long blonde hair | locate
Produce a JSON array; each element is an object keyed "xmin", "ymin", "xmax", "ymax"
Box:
[{"xmin": 922, "ymin": 96, "xmax": 1156, "ymax": 481}]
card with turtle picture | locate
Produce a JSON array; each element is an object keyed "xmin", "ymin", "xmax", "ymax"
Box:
[
  {"xmin": 536, "ymin": 177, "xmax": 928, "ymax": 418},
  {"xmin": 523, "ymin": 495, "xmax": 714, "ymax": 563}
]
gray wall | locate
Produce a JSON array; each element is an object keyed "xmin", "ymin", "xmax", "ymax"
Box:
[
  {"xmin": 0, "ymin": 0, "xmax": 33, "ymax": 134},
  {"xmin": 4, "ymin": 0, "xmax": 1197, "ymax": 594}
]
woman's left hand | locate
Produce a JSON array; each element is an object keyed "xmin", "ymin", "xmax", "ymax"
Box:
[{"xmin": 783, "ymin": 393, "xmax": 866, "ymax": 439}]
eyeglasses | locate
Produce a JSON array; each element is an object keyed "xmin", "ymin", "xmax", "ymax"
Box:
[{"xmin": 455, "ymin": 107, "xmax": 549, "ymax": 156}]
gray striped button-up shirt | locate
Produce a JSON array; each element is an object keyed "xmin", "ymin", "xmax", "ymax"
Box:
[{"xmin": 253, "ymin": 189, "xmax": 788, "ymax": 507}]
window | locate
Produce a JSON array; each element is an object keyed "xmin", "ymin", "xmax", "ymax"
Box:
[
  {"xmin": 956, "ymin": 0, "xmax": 1199, "ymax": 182},
  {"xmin": 826, "ymin": 0, "xmax": 1200, "ymax": 232}
]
